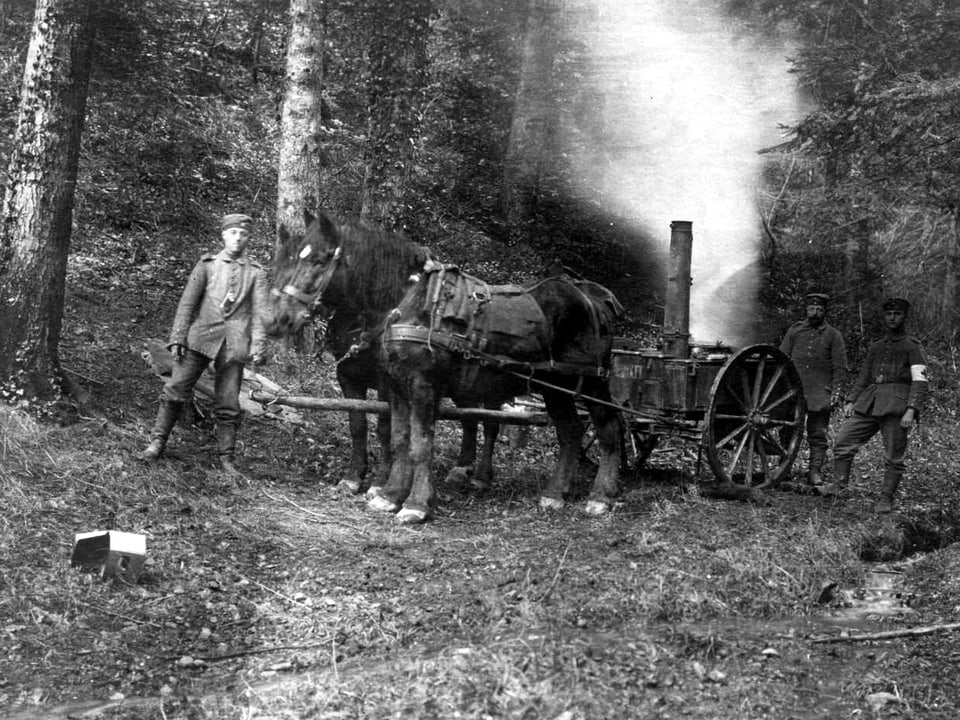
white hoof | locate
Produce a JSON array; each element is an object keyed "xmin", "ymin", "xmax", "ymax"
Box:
[
  {"xmin": 539, "ymin": 496, "xmax": 565, "ymax": 511},
  {"xmin": 584, "ymin": 499, "xmax": 611, "ymax": 516},
  {"xmin": 365, "ymin": 485, "xmax": 383, "ymax": 500},
  {"xmin": 396, "ymin": 507, "xmax": 429, "ymax": 525},
  {"xmin": 368, "ymin": 494, "xmax": 399, "ymax": 513}
]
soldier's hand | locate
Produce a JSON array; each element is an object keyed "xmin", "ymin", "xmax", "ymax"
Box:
[
  {"xmin": 901, "ymin": 407, "xmax": 916, "ymax": 428},
  {"xmin": 252, "ymin": 353, "xmax": 267, "ymax": 367}
]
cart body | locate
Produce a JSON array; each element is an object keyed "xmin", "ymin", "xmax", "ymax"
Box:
[{"xmin": 606, "ymin": 221, "xmax": 806, "ymax": 487}]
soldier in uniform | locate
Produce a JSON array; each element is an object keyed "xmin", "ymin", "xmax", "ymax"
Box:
[
  {"xmin": 141, "ymin": 213, "xmax": 270, "ymax": 476},
  {"xmin": 827, "ymin": 297, "xmax": 929, "ymax": 512},
  {"xmin": 779, "ymin": 293, "xmax": 847, "ymax": 487}
]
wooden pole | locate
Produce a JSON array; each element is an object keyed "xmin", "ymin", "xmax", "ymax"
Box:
[
  {"xmin": 249, "ymin": 392, "xmax": 553, "ymax": 426},
  {"xmin": 810, "ymin": 622, "xmax": 960, "ymax": 644}
]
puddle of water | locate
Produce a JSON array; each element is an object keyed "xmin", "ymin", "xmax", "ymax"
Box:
[{"xmin": 821, "ymin": 566, "xmax": 916, "ymax": 629}]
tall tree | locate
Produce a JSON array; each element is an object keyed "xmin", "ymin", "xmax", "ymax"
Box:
[
  {"xmin": 275, "ymin": 0, "xmax": 325, "ymax": 253},
  {"xmin": 358, "ymin": 0, "xmax": 434, "ymax": 229},
  {"xmin": 0, "ymin": 0, "xmax": 94, "ymax": 405},
  {"xmin": 500, "ymin": 0, "xmax": 560, "ymax": 237}
]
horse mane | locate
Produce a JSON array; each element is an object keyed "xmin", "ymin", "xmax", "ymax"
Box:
[{"xmin": 333, "ymin": 218, "xmax": 429, "ymax": 313}]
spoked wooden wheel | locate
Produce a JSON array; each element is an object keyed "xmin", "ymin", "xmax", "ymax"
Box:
[{"xmin": 704, "ymin": 344, "xmax": 805, "ymax": 488}]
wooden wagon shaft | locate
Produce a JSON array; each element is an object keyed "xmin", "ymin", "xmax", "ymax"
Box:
[{"xmin": 249, "ymin": 391, "xmax": 553, "ymax": 426}]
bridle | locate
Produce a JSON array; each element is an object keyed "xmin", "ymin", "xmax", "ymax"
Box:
[{"xmin": 276, "ymin": 245, "xmax": 343, "ymax": 313}]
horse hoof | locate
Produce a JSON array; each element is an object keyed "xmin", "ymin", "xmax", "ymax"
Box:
[
  {"xmin": 368, "ymin": 494, "xmax": 399, "ymax": 513},
  {"xmin": 365, "ymin": 485, "xmax": 383, "ymax": 500},
  {"xmin": 584, "ymin": 499, "xmax": 611, "ymax": 516},
  {"xmin": 396, "ymin": 507, "xmax": 429, "ymax": 525},
  {"xmin": 539, "ymin": 496, "xmax": 565, "ymax": 511}
]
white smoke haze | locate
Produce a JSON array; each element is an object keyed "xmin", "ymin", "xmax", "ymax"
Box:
[{"xmin": 564, "ymin": 0, "xmax": 803, "ymax": 345}]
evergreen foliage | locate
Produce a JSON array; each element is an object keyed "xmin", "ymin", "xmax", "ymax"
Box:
[{"xmin": 730, "ymin": 0, "xmax": 960, "ymax": 346}]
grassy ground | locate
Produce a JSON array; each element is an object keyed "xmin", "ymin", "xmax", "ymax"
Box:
[{"xmin": 2, "ymin": 247, "xmax": 960, "ymax": 719}]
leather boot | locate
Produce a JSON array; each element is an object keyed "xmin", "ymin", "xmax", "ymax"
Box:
[
  {"xmin": 141, "ymin": 400, "xmax": 183, "ymax": 460},
  {"xmin": 875, "ymin": 469, "xmax": 901, "ymax": 513},
  {"xmin": 807, "ymin": 445, "xmax": 827, "ymax": 486},
  {"xmin": 215, "ymin": 424, "xmax": 246, "ymax": 482},
  {"xmin": 818, "ymin": 457, "xmax": 851, "ymax": 497}
]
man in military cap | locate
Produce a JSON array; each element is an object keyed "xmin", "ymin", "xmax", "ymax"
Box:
[
  {"xmin": 779, "ymin": 292, "xmax": 847, "ymax": 487},
  {"xmin": 827, "ymin": 297, "xmax": 928, "ymax": 512},
  {"xmin": 141, "ymin": 212, "xmax": 271, "ymax": 478}
]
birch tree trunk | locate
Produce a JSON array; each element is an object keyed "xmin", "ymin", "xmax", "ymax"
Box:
[
  {"xmin": 0, "ymin": 0, "xmax": 94, "ymax": 402},
  {"xmin": 275, "ymin": 0, "xmax": 325, "ymax": 257}
]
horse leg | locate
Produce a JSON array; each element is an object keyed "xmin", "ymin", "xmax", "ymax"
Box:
[
  {"xmin": 583, "ymin": 400, "xmax": 622, "ymax": 516},
  {"xmin": 472, "ymin": 419, "xmax": 499, "ymax": 491},
  {"xmin": 445, "ymin": 418, "xmax": 478, "ymax": 490},
  {"xmin": 337, "ymin": 368, "xmax": 368, "ymax": 494},
  {"xmin": 397, "ymin": 374, "xmax": 438, "ymax": 524},
  {"xmin": 367, "ymin": 380, "xmax": 392, "ymax": 499},
  {"xmin": 539, "ymin": 389, "xmax": 582, "ymax": 511},
  {"xmin": 368, "ymin": 388, "xmax": 411, "ymax": 514}
]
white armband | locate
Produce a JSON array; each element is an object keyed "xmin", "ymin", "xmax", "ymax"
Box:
[{"xmin": 910, "ymin": 364, "xmax": 928, "ymax": 382}]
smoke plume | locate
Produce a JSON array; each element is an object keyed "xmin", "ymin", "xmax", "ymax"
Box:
[{"xmin": 565, "ymin": 0, "xmax": 802, "ymax": 344}]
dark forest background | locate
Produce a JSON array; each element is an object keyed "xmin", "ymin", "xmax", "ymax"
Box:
[{"xmin": 1, "ymin": 0, "xmax": 959, "ymax": 365}]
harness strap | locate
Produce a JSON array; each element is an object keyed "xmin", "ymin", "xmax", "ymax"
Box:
[{"xmin": 382, "ymin": 323, "xmax": 608, "ymax": 377}]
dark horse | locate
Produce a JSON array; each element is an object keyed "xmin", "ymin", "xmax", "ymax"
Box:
[
  {"xmin": 374, "ymin": 255, "xmax": 625, "ymax": 524},
  {"xmin": 265, "ymin": 210, "xmax": 501, "ymax": 494}
]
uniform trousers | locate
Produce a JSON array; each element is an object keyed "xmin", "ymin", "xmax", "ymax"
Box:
[
  {"xmin": 833, "ymin": 411, "xmax": 909, "ymax": 474},
  {"xmin": 805, "ymin": 408, "xmax": 831, "ymax": 453},
  {"xmin": 159, "ymin": 345, "xmax": 243, "ymax": 427}
]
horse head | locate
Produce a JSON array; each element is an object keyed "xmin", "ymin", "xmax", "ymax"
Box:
[{"xmin": 267, "ymin": 209, "xmax": 343, "ymax": 336}]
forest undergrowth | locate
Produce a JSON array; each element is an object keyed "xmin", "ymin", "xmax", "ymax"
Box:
[{"xmin": 2, "ymin": 253, "xmax": 960, "ymax": 719}]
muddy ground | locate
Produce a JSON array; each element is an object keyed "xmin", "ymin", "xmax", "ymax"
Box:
[{"xmin": 2, "ymin": 243, "xmax": 960, "ymax": 719}]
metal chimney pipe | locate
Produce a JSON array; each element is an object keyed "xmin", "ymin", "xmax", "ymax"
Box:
[{"xmin": 664, "ymin": 220, "xmax": 693, "ymax": 358}]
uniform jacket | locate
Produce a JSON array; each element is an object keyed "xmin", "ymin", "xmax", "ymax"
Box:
[
  {"xmin": 779, "ymin": 320, "xmax": 847, "ymax": 412},
  {"xmin": 169, "ymin": 249, "xmax": 270, "ymax": 364},
  {"xmin": 847, "ymin": 331, "xmax": 929, "ymax": 417}
]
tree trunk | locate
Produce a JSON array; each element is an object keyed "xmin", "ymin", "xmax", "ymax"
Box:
[
  {"xmin": 501, "ymin": 0, "xmax": 561, "ymax": 236},
  {"xmin": 845, "ymin": 215, "xmax": 872, "ymax": 334},
  {"xmin": 275, "ymin": 0, "xmax": 325, "ymax": 257},
  {"xmin": 945, "ymin": 208, "xmax": 960, "ymax": 338},
  {"xmin": 0, "ymin": 0, "xmax": 94, "ymax": 402},
  {"xmin": 359, "ymin": 0, "xmax": 434, "ymax": 229}
]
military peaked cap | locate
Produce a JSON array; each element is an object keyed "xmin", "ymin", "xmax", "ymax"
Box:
[
  {"xmin": 221, "ymin": 213, "xmax": 253, "ymax": 231},
  {"xmin": 805, "ymin": 293, "xmax": 829, "ymax": 305},
  {"xmin": 882, "ymin": 297, "xmax": 910, "ymax": 312}
]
